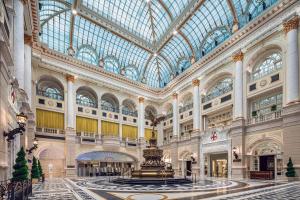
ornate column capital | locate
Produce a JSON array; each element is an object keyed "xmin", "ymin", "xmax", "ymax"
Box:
[
  {"xmin": 66, "ymin": 75, "xmax": 75, "ymax": 83},
  {"xmin": 172, "ymin": 93, "xmax": 178, "ymax": 100},
  {"xmin": 24, "ymin": 34, "xmax": 33, "ymax": 46},
  {"xmin": 192, "ymin": 79, "xmax": 200, "ymax": 86},
  {"xmin": 138, "ymin": 97, "xmax": 144, "ymax": 103},
  {"xmin": 232, "ymin": 51, "xmax": 244, "ymax": 62},
  {"xmin": 283, "ymin": 16, "xmax": 299, "ymax": 34}
]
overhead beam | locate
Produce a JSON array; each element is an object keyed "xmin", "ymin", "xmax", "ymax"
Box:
[
  {"xmin": 157, "ymin": 0, "xmax": 173, "ymax": 21},
  {"xmin": 78, "ymin": 5, "xmax": 155, "ymax": 53},
  {"xmin": 155, "ymin": 0, "xmax": 205, "ymax": 51},
  {"xmin": 226, "ymin": 0, "xmax": 239, "ymax": 25},
  {"xmin": 178, "ymin": 30, "xmax": 195, "ymax": 59},
  {"xmin": 148, "ymin": 2, "xmax": 157, "ymax": 43}
]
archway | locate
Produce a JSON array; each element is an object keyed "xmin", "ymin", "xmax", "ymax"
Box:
[{"xmin": 76, "ymin": 151, "xmax": 137, "ymax": 177}]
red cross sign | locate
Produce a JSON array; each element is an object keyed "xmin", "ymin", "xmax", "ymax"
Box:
[{"xmin": 211, "ymin": 131, "xmax": 217, "ymax": 141}]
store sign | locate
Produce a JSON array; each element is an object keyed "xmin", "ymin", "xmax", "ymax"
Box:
[
  {"xmin": 210, "ymin": 131, "xmax": 218, "ymax": 141},
  {"xmin": 202, "ymin": 128, "xmax": 229, "ymax": 144}
]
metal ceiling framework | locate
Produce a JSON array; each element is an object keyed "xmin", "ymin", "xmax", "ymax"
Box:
[{"xmin": 38, "ymin": 0, "xmax": 279, "ymax": 88}]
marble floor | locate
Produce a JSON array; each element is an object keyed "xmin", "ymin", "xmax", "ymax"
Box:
[{"xmin": 29, "ymin": 177, "xmax": 300, "ymax": 200}]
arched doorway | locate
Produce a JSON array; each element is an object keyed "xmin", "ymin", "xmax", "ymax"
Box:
[
  {"xmin": 76, "ymin": 151, "xmax": 137, "ymax": 177},
  {"xmin": 38, "ymin": 147, "xmax": 65, "ymax": 178},
  {"xmin": 248, "ymin": 139, "xmax": 283, "ymax": 179}
]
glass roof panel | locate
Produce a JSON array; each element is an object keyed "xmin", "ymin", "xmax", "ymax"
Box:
[
  {"xmin": 160, "ymin": 34, "xmax": 192, "ymax": 72},
  {"xmin": 125, "ymin": 66, "xmax": 139, "ymax": 81},
  {"xmin": 181, "ymin": 0, "xmax": 233, "ymax": 52},
  {"xmin": 73, "ymin": 16, "xmax": 150, "ymax": 73},
  {"xmin": 161, "ymin": 0, "xmax": 193, "ymax": 18},
  {"xmin": 81, "ymin": 0, "xmax": 154, "ymax": 43}
]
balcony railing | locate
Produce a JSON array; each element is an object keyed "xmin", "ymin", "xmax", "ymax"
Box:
[
  {"xmin": 76, "ymin": 99, "xmax": 98, "ymax": 108},
  {"xmin": 179, "ymin": 103, "xmax": 193, "ymax": 113},
  {"xmin": 76, "ymin": 131, "xmax": 98, "ymax": 138},
  {"xmin": 101, "ymin": 105, "xmax": 119, "ymax": 113},
  {"xmin": 36, "ymin": 127, "xmax": 65, "ymax": 135},
  {"xmin": 202, "ymin": 85, "xmax": 233, "ymax": 103},
  {"xmin": 37, "ymin": 89, "xmax": 64, "ymax": 101},
  {"xmin": 247, "ymin": 110, "xmax": 282, "ymax": 125}
]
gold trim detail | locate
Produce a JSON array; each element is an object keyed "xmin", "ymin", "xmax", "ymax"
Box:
[
  {"xmin": 66, "ymin": 75, "xmax": 75, "ymax": 83},
  {"xmin": 192, "ymin": 79, "xmax": 200, "ymax": 86},
  {"xmin": 172, "ymin": 93, "xmax": 178, "ymax": 99},
  {"xmin": 232, "ymin": 51, "xmax": 244, "ymax": 62},
  {"xmin": 283, "ymin": 16, "xmax": 299, "ymax": 34},
  {"xmin": 138, "ymin": 97, "xmax": 144, "ymax": 103},
  {"xmin": 24, "ymin": 34, "xmax": 33, "ymax": 46}
]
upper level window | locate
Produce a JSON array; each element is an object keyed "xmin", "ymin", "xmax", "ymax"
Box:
[
  {"xmin": 251, "ymin": 53, "xmax": 282, "ymax": 81},
  {"xmin": 76, "ymin": 94, "xmax": 97, "ymax": 108},
  {"xmin": 37, "ymin": 87, "xmax": 64, "ymax": 101},
  {"xmin": 202, "ymin": 78, "xmax": 233, "ymax": 103},
  {"xmin": 104, "ymin": 57, "xmax": 120, "ymax": 74},
  {"xmin": 251, "ymin": 93, "xmax": 282, "ymax": 117}
]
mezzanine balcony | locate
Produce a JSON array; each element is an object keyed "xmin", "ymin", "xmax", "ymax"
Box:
[{"xmin": 247, "ymin": 110, "xmax": 282, "ymax": 125}]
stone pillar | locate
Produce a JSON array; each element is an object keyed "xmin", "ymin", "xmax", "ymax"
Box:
[
  {"xmin": 138, "ymin": 97, "xmax": 145, "ymax": 140},
  {"xmin": 24, "ymin": 35, "xmax": 32, "ymax": 106},
  {"xmin": 172, "ymin": 93, "xmax": 179, "ymax": 137},
  {"xmin": 14, "ymin": 0, "xmax": 25, "ymax": 89},
  {"xmin": 232, "ymin": 51, "xmax": 244, "ymax": 119},
  {"xmin": 284, "ymin": 16, "xmax": 299, "ymax": 104},
  {"xmin": 65, "ymin": 75, "xmax": 76, "ymax": 177},
  {"xmin": 192, "ymin": 80, "xmax": 200, "ymax": 132},
  {"xmin": 66, "ymin": 75, "xmax": 75, "ymax": 129}
]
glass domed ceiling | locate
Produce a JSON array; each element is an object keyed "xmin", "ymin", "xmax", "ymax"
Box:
[{"xmin": 39, "ymin": 0, "xmax": 278, "ymax": 88}]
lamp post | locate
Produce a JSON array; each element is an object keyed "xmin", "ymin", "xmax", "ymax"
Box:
[
  {"xmin": 3, "ymin": 112, "xmax": 28, "ymax": 142},
  {"xmin": 26, "ymin": 138, "xmax": 38, "ymax": 154}
]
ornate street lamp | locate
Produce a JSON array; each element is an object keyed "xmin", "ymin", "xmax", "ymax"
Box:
[
  {"xmin": 27, "ymin": 138, "xmax": 38, "ymax": 154},
  {"xmin": 3, "ymin": 112, "xmax": 28, "ymax": 142}
]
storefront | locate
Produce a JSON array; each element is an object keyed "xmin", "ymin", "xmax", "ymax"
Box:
[
  {"xmin": 200, "ymin": 128, "xmax": 231, "ymax": 178},
  {"xmin": 76, "ymin": 151, "xmax": 137, "ymax": 176}
]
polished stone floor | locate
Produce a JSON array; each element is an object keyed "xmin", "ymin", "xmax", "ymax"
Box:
[{"xmin": 30, "ymin": 177, "xmax": 300, "ymax": 200}]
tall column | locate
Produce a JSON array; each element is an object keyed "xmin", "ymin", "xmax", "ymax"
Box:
[
  {"xmin": 14, "ymin": 0, "xmax": 25, "ymax": 89},
  {"xmin": 138, "ymin": 97, "xmax": 145, "ymax": 139},
  {"xmin": 192, "ymin": 79, "xmax": 200, "ymax": 131},
  {"xmin": 284, "ymin": 16, "xmax": 299, "ymax": 104},
  {"xmin": 172, "ymin": 93, "xmax": 179, "ymax": 137},
  {"xmin": 24, "ymin": 35, "xmax": 32, "ymax": 106},
  {"xmin": 232, "ymin": 51, "xmax": 244, "ymax": 119},
  {"xmin": 66, "ymin": 75, "xmax": 75, "ymax": 129}
]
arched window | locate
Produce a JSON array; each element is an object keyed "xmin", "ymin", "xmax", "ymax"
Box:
[
  {"xmin": 76, "ymin": 87, "xmax": 98, "ymax": 108},
  {"xmin": 251, "ymin": 53, "xmax": 282, "ymax": 81},
  {"xmin": 203, "ymin": 78, "xmax": 233, "ymax": 103},
  {"xmin": 122, "ymin": 99, "xmax": 137, "ymax": 117},
  {"xmin": 101, "ymin": 93, "xmax": 119, "ymax": 113},
  {"xmin": 124, "ymin": 66, "xmax": 139, "ymax": 81},
  {"xmin": 76, "ymin": 45, "xmax": 98, "ymax": 66},
  {"xmin": 104, "ymin": 57, "xmax": 120, "ymax": 74},
  {"xmin": 37, "ymin": 76, "xmax": 64, "ymax": 100}
]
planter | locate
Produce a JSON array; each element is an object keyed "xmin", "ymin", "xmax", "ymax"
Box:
[{"xmin": 32, "ymin": 178, "xmax": 39, "ymax": 184}]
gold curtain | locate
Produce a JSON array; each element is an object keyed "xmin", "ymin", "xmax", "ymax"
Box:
[
  {"xmin": 145, "ymin": 128, "xmax": 157, "ymax": 141},
  {"xmin": 122, "ymin": 125, "xmax": 138, "ymax": 140},
  {"xmin": 101, "ymin": 120, "xmax": 119, "ymax": 137},
  {"xmin": 76, "ymin": 116, "xmax": 98, "ymax": 133},
  {"xmin": 36, "ymin": 109, "xmax": 64, "ymax": 130}
]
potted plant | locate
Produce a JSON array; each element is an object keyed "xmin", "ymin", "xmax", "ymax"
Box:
[
  {"xmin": 31, "ymin": 156, "xmax": 40, "ymax": 184},
  {"xmin": 286, "ymin": 157, "xmax": 297, "ymax": 182},
  {"xmin": 12, "ymin": 147, "xmax": 29, "ymax": 182}
]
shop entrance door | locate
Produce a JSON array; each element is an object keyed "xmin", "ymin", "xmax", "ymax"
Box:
[
  {"xmin": 210, "ymin": 153, "xmax": 228, "ymax": 178},
  {"xmin": 186, "ymin": 161, "xmax": 192, "ymax": 176}
]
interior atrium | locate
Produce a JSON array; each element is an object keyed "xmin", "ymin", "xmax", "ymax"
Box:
[{"xmin": 0, "ymin": 0, "xmax": 300, "ymax": 199}]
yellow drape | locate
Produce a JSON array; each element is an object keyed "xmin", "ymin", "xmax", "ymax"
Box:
[
  {"xmin": 76, "ymin": 116, "xmax": 98, "ymax": 133},
  {"xmin": 122, "ymin": 125, "xmax": 138, "ymax": 140},
  {"xmin": 101, "ymin": 120, "xmax": 119, "ymax": 137},
  {"xmin": 145, "ymin": 128, "xmax": 157, "ymax": 141},
  {"xmin": 36, "ymin": 109, "xmax": 64, "ymax": 129}
]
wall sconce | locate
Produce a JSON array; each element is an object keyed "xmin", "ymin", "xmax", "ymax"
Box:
[
  {"xmin": 27, "ymin": 138, "xmax": 38, "ymax": 154},
  {"xmin": 233, "ymin": 147, "xmax": 241, "ymax": 162},
  {"xmin": 3, "ymin": 112, "xmax": 27, "ymax": 142}
]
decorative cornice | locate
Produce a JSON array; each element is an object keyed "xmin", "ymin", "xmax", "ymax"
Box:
[
  {"xmin": 192, "ymin": 79, "xmax": 200, "ymax": 86},
  {"xmin": 24, "ymin": 34, "xmax": 33, "ymax": 46},
  {"xmin": 172, "ymin": 93, "xmax": 178, "ymax": 99},
  {"xmin": 66, "ymin": 74, "xmax": 75, "ymax": 83},
  {"xmin": 138, "ymin": 97, "xmax": 145, "ymax": 103},
  {"xmin": 283, "ymin": 16, "xmax": 299, "ymax": 34},
  {"xmin": 232, "ymin": 51, "xmax": 244, "ymax": 62}
]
